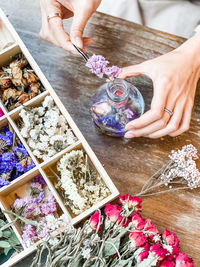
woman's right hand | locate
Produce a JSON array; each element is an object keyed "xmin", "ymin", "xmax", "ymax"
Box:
[{"xmin": 40, "ymin": 0, "xmax": 101, "ymax": 53}]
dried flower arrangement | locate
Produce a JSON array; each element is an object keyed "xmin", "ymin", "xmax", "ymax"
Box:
[
  {"xmin": 137, "ymin": 144, "xmax": 200, "ymax": 197},
  {"xmin": 86, "ymin": 54, "xmax": 122, "ymax": 80},
  {"xmin": 27, "ymin": 194, "xmax": 193, "ymax": 267},
  {"xmin": 50, "ymin": 149, "xmax": 110, "ymax": 216},
  {"xmin": 19, "ymin": 95, "xmax": 77, "ymax": 161},
  {"xmin": 9, "ymin": 176, "xmax": 64, "ymax": 247},
  {"xmin": 0, "ymin": 125, "xmax": 35, "ymax": 188},
  {"xmin": 0, "ymin": 53, "xmax": 45, "ymax": 111},
  {"xmin": 0, "ymin": 210, "xmax": 22, "ymax": 264}
]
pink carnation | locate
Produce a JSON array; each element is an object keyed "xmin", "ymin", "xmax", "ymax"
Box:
[
  {"xmin": 175, "ymin": 253, "xmax": 193, "ymax": 267},
  {"xmin": 150, "ymin": 244, "xmax": 168, "ymax": 261},
  {"xmin": 137, "ymin": 250, "xmax": 149, "ymax": 263},
  {"xmin": 129, "ymin": 231, "xmax": 147, "ymax": 248},
  {"xmin": 132, "ymin": 213, "xmax": 145, "ymax": 230},
  {"xmin": 104, "ymin": 203, "xmax": 122, "ymax": 223},
  {"xmin": 144, "ymin": 219, "xmax": 159, "ymax": 238},
  {"xmin": 119, "ymin": 194, "xmax": 142, "ymax": 211},
  {"xmin": 89, "ymin": 210, "xmax": 102, "ymax": 230},
  {"xmin": 163, "ymin": 229, "xmax": 179, "ymax": 248},
  {"xmin": 160, "ymin": 256, "xmax": 176, "ymax": 267}
]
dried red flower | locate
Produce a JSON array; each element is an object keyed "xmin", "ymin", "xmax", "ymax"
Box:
[
  {"xmin": 104, "ymin": 203, "xmax": 122, "ymax": 223},
  {"xmin": 129, "ymin": 231, "xmax": 147, "ymax": 248}
]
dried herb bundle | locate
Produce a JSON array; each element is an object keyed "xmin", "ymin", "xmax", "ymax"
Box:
[{"xmin": 0, "ymin": 53, "xmax": 44, "ymax": 111}]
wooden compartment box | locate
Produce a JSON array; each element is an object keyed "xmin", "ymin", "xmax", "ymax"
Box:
[{"xmin": 0, "ymin": 8, "xmax": 119, "ymax": 266}]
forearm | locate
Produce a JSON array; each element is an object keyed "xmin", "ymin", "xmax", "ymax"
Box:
[{"xmin": 176, "ymin": 27, "xmax": 200, "ymax": 76}]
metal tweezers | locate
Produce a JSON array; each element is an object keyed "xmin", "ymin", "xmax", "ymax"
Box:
[{"xmin": 72, "ymin": 44, "xmax": 89, "ymax": 62}]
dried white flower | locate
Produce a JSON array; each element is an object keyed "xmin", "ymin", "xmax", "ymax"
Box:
[
  {"xmin": 19, "ymin": 96, "xmax": 77, "ymax": 161},
  {"xmin": 55, "ymin": 149, "xmax": 110, "ymax": 215}
]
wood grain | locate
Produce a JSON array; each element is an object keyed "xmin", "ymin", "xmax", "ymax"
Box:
[{"xmin": 1, "ymin": 0, "xmax": 200, "ymax": 265}]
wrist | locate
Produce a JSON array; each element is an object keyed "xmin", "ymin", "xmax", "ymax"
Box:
[{"xmin": 177, "ymin": 32, "xmax": 200, "ymax": 73}]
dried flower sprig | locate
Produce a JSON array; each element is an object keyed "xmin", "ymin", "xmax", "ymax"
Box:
[
  {"xmin": 0, "ymin": 107, "xmax": 4, "ymax": 117},
  {"xmin": 52, "ymin": 149, "xmax": 110, "ymax": 216},
  {"xmin": 0, "ymin": 125, "xmax": 35, "ymax": 188},
  {"xmin": 11, "ymin": 176, "xmax": 61, "ymax": 247},
  {"xmin": 0, "ymin": 53, "xmax": 45, "ymax": 111},
  {"xmin": 29, "ymin": 194, "xmax": 193, "ymax": 267},
  {"xmin": 86, "ymin": 54, "xmax": 122, "ymax": 81},
  {"xmin": 19, "ymin": 95, "xmax": 77, "ymax": 161},
  {"xmin": 137, "ymin": 144, "xmax": 200, "ymax": 197}
]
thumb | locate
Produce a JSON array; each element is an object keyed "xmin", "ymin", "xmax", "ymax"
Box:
[
  {"xmin": 118, "ymin": 63, "xmax": 148, "ymax": 79},
  {"xmin": 70, "ymin": 8, "xmax": 93, "ymax": 49}
]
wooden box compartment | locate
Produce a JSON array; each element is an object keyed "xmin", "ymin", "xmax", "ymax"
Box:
[
  {"xmin": 0, "ymin": 17, "xmax": 15, "ymax": 52},
  {"xmin": 0, "ymin": 8, "xmax": 119, "ymax": 267}
]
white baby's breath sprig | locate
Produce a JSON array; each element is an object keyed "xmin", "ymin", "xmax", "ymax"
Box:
[{"xmin": 137, "ymin": 144, "xmax": 200, "ymax": 197}]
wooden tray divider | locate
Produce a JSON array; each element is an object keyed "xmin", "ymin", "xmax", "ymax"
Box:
[{"xmin": 0, "ymin": 42, "xmax": 18, "ymax": 56}]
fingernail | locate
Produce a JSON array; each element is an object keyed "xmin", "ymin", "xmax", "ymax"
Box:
[
  {"xmin": 75, "ymin": 37, "xmax": 83, "ymax": 49},
  {"xmin": 124, "ymin": 132, "xmax": 134, "ymax": 138}
]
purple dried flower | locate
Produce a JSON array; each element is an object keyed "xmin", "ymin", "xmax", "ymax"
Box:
[
  {"xmin": 86, "ymin": 54, "xmax": 109, "ymax": 78},
  {"xmin": 31, "ymin": 182, "xmax": 43, "ymax": 191},
  {"xmin": 41, "ymin": 195, "xmax": 57, "ymax": 215},
  {"xmin": 13, "ymin": 198, "xmax": 26, "ymax": 209},
  {"xmin": 22, "ymin": 224, "xmax": 37, "ymax": 245},
  {"xmin": 0, "ymin": 132, "xmax": 13, "ymax": 146},
  {"xmin": 38, "ymin": 224, "xmax": 48, "ymax": 239},
  {"xmin": 32, "ymin": 191, "xmax": 45, "ymax": 204},
  {"xmin": 0, "ymin": 178, "xmax": 10, "ymax": 188},
  {"xmin": 13, "ymin": 144, "xmax": 29, "ymax": 158},
  {"xmin": 33, "ymin": 176, "xmax": 46, "ymax": 186},
  {"xmin": 0, "ymin": 152, "xmax": 16, "ymax": 173},
  {"xmin": 86, "ymin": 54, "xmax": 121, "ymax": 80},
  {"xmin": 104, "ymin": 65, "xmax": 122, "ymax": 81}
]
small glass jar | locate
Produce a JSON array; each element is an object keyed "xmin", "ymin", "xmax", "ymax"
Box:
[{"xmin": 90, "ymin": 78, "xmax": 145, "ymax": 137}]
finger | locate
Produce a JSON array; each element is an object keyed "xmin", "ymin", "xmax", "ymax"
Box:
[
  {"xmin": 126, "ymin": 79, "xmax": 169, "ymax": 130},
  {"xmin": 169, "ymin": 102, "xmax": 192, "ymax": 137},
  {"xmin": 83, "ymin": 37, "xmax": 93, "ymax": 46},
  {"xmin": 49, "ymin": 17, "xmax": 75, "ymax": 52},
  {"xmin": 146, "ymin": 97, "xmax": 186, "ymax": 139},
  {"xmin": 118, "ymin": 64, "xmax": 148, "ymax": 79},
  {"xmin": 124, "ymin": 112, "xmax": 170, "ymax": 138},
  {"xmin": 70, "ymin": 7, "xmax": 94, "ymax": 49}
]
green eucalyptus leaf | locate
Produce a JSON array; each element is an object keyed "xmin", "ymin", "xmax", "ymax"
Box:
[
  {"xmin": 8, "ymin": 232, "xmax": 20, "ymax": 247},
  {"xmin": 119, "ymin": 258, "xmax": 133, "ymax": 267},
  {"xmin": 0, "ymin": 220, "xmax": 6, "ymax": 227},
  {"xmin": 4, "ymin": 247, "xmax": 11, "ymax": 255},
  {"xmin": 2, "ymin": 230, "xmax": 11, "ymax": 238},
  {"xmin": 0, "ymin": 230, "xmax": 3, "ymax": 238},
  {"xmin": 0, "ymin": 241, "xmax": 11, "ymax": 248},
  {"xmin": 103, "ymin": 236, "xmax": 121, "ymax": 257}
]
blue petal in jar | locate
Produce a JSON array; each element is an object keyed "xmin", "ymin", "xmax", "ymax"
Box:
[{"xmin": 90, "ymin": 78, "xmax": 144, "ymax": 137}]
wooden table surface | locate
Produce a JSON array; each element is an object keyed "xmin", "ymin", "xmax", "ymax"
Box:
[{"xmin": 1, "ymin": 1, "xmax": 200, "ymax": 266}]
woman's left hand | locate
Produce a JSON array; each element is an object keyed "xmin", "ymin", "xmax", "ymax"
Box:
[{"xmin": 118, "ymin": 37, "xmax": 200, "ymax": 139}]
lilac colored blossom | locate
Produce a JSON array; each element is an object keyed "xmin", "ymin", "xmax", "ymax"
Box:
[
  {"xmin": 0, "ymin": 178, "xmax": 10, "ymax": 188},
  {"xmin": 31, "ymin": 182, "xmax": 43, "ymax": 191},
  {"xmin": 13, "ymin": 198, "xmax": 27, "ymax": 209},
  {"xmin": 0, "ymin": 108, "xmax": 4, "ymax": 117},
  {"xmin": 104, "ymin": 66, "xmax": 122, "ymax": 81},
  {"xmin": 33, "ymin": 176, "xmax": 46, "ymax": 186},
  {"xmin": 21, "ymin": 224, "xmax": 37, "ymax": 245},
  {"xmin": 86, "ymin": 54, "xmax": 122, "ymax": 80},
  {"xmin": 41, "ymin": 196, "xmax": 57, "ymax": 215},
  {"xmin": 86, "ymin": 54, "xmax": 109, "ymax": 78},
  {"xmin": 32, "ymin": 191, "xmax": 45, "ymax": 204}
]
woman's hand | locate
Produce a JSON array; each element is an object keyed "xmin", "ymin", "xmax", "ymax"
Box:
[
  {"xmin": 40, "ymin": 0, "xmax": 101, "ymax": 53},
  {"xmin": 118, "ymin": 34, "xmax": 200, "ymax": 139}
]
